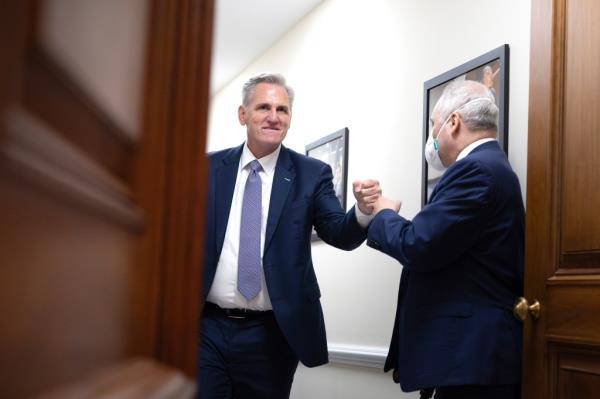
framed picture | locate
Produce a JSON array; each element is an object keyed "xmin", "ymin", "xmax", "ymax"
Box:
[
  {"xmin": 306, "ymin": 127, "xmax": 349, "ymax": 241},
  {"xmin": 421, "ymin": 44, "xmax": 509, "ymax": 206}
]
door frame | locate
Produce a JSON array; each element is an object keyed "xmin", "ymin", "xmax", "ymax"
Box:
[{"xmin": 134, "ymin": 0, "xmax": 214, "ymax": 376}]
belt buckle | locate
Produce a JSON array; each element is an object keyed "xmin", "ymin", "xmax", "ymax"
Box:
[{"xmin": 225, "ymin": 308, "xmax": 246, "ymax": 319}]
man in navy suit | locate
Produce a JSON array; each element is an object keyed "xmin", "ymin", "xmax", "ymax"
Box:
[
  {"xmin": 199, "ymin": 73, "xmax": 380, "ymax": 398},
  {"xmin": 364, "ymin": 80, "xmax": 524, "ymax": 399}
]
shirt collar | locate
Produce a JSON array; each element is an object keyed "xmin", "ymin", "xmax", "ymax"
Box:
[
  {"xmin": 240, "ymin": 143, "xmax": 281, "ymax": 176},
  {"xmin": 456, "ymin": 137, "xmax": 496, "ymax": 162}
]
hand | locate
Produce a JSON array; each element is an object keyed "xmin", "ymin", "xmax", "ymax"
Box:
[
  {"xmin": 353, "ymin": 179, "xmax": 382, "ymax": 215},
  {"xmin": 372, "ymin": 195, "xmax": 401, "ymax": 216}
]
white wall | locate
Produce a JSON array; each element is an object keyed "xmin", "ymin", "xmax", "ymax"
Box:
[{"xmin": 208, "ymin": 0, "xmax": 531, "ymax": 397}]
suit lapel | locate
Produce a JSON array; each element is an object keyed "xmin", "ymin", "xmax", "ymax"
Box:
[
  {"xmin": 264, "ymin": 146, "xmax": 295, "ymax": 254},
  {"xmin": 215, "ymin": 145, "xmax": 243, "ymax": 258}
]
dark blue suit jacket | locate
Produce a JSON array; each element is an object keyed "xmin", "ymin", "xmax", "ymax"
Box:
[
  {"xmin": 367, "ymin": 141, "xmax": 524, "ymax": 392},
  {"xmin": 203, "ymin": 144, "xmax": 366, "ymax": 367}
]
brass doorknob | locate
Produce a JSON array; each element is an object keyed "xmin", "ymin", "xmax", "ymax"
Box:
[{"xmin": 513, "ymin": 297, "xmax": 541, "ymax": 321}]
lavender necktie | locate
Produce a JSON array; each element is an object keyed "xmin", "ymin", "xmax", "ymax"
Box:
[{"xmin": 238, "ymin": 160, "xmax": 262, "ymax": 300}]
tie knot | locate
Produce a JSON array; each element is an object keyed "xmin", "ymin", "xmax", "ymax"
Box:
[{"xmin": 249, "ymin": 160, "xmax": 261, "ymax": 173}]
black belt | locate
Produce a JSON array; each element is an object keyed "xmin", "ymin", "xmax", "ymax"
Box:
[{"xmin": 204, "ymin": 301, "xmax": 273, "ymax": 319}]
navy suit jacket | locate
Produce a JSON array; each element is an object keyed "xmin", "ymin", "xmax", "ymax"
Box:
[
  {"xmin": 203, "ymin": 144, "xmax": 367, "ymax": 367},
  {"xmin": 367, "ymin": 141, "xmax": 524, "ymax": 392}
]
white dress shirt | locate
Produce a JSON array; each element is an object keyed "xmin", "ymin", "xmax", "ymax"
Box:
[
  {"xmin": 207, "ymin": 143, "xmax": 281, "ymax": 310},
  {"xmin": 354, "ymin": 203, "xmax": 375, "ymax": 228}
]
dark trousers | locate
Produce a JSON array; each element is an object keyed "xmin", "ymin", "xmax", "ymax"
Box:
[
  {"xmin": 198, "ymin": 305, "xmax": 299, "ymax": 399},
  {"xmin": 433, "ymin": 384, "xmax": 521, "ymax": 399}
]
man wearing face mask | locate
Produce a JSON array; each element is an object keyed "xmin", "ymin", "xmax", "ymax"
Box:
[{"xmin": 360, "ymin": 80, "xmax": 524, "ymax": 399}]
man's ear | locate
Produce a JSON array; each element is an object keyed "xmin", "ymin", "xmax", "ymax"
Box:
[
  {"xmin": 238, "ymin": 105, "xmax": 246, "ymax": 125},
  {"xmin": 449, "ymin": 112, "xmax": 461, "ymax": 136}
]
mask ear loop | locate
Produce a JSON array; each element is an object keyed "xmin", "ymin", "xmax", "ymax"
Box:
[
  {"xmin": 453, "ymin": 97, "xmax": 495, "ymax": 117},
  {"xmin": 440, "ymin": 97, "xmax": 494, "ymax": 133}
]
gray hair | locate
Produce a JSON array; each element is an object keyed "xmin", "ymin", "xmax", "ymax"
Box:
[
  {"xmin": 433, "ymin": 80, "xmax": 498, "ymax": 132},
  {"xmin": 242, "ymin": 73, "xmax": 295, "ymax": 108}
]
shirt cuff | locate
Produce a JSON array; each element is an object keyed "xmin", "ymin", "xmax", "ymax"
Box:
[{"xmin": 354, "ymin": 203, "xmax": 375, "ymax": 228}]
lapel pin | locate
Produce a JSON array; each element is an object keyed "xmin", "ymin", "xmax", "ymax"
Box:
[{"xmin": 284, "ymin": 177, "xmax": 291, "ymax": 181}]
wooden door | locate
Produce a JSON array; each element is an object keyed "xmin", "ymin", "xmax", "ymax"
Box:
[
  {"xmin": 524, "ymin": 0, "xmax": 600, "ymax": 397},
  {"xmin": 0, "ymin": 0, "xmax": 213, "ymax": 397}
]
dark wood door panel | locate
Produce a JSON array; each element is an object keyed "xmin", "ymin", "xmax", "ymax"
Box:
[
  {"xmin": 1, "ymin": 108, "xmax": 143, "ymax": 232},
  {"xmin": 553, "ymin": 346, "xmax": 600, "ymax": 399},
  {"xmin": 23, "ymin": 47, "xmax": 135, "ymax": 183},
  {"xmin": 0, "ymin": 174, "xmax": 138, "ymax": 397},
  {"xmin": 561, "ymin": 0, "xmax": 600, "ymax": 253},
  {"xmin": 546, "ymin": 283, "xmax": 600, "ymax": 345}
]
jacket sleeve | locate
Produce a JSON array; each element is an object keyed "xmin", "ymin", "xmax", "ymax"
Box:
[
  {"xmin": 367, "ymin": 160, "xmax": 493, "ymax": 272},
  {"xmin": 312, "ymin": 163, "xmax": 367, "ymax": 250}
]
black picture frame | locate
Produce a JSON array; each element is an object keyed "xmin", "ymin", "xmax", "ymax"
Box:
[
  {"xmin": 421, "ymin": 44, "xmax": 509, "ymax": 207},
  {"xmin": 305, "ymin": 127, "xmax": 349, "ymax": 241}
]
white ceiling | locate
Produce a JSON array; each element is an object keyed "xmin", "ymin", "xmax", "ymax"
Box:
[{"xmin": 210, "ymin": 0, "xmax": 324, "ymax": 95}]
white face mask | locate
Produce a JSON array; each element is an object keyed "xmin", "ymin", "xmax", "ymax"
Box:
[
  {"xmin": 424, "ymin": 97, "xmax": 494, "ymax": 172},
  {"xmin": 424, "ymin": 112, "xmax": 452, "ymax": 171}
]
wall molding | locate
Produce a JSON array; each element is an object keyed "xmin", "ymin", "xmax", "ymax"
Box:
[
  {"xmin": 328, "ymin": 343, "xmax": 388, "ymax": 369},
  {"xmin": 1, "ymin": 107, "xmax": 144, "ymax": 232}
]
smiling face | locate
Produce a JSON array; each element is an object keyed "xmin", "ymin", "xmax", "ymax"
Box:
[{"xmin": 238, "ymin": 83, "xmax": 292, "ymax": 159}]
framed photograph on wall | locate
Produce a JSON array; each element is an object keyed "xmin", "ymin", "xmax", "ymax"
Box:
[
  {"xmin": 421, "ymin": 44, "xmax": 509, "ymax": 207},
  {"xmin": 306, "ymin": 127, "xmax": 349, "ymax": 241}
]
